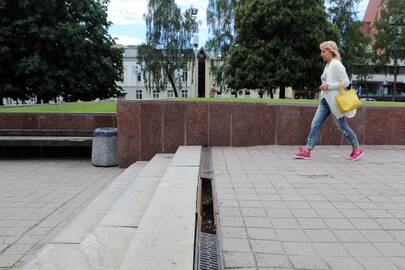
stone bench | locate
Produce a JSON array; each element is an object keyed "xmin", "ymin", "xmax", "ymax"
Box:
[{"xmin": 0, "ymin": 129, "xmax": 93, "ymax": 147}]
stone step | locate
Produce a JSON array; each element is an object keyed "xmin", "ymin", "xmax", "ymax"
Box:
[
  {"xmin": 22, "ymin": 161, "xmax": 147, "ymax": 270},
  {"xmin": 170, "ymin": 145, "xmax": 202, "ymax": 167},
  {"xmin": 60, "ymin": 153, "xmax": 175, "ymax": 269},
  {"xmin": 119, "ymin": 146, "xmax": 201, "ymax": 270},
  {"xmin": 59, "ymin": 226, "xmax": 136, "ymax": 270},
  {"xmin": 23, "ymin": 154, "xmax": 174, "ymax": 270},
  {"xmin": 53, "ymin": 161, "xmax": 148, "ymax": 244},
  {"xmin": 100, "ymin": 153, "xmax": 173, "ymax": 227}
]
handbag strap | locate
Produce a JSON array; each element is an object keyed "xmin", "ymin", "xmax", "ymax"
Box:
[{"xmin": 339, "ymin": 81, "xmax": 344, "ymax": 94}]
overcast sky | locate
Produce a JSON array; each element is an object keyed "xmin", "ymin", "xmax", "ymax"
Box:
[{"xmin": 107, "ymin": 0, "xmax": 370, "ymax": 46}]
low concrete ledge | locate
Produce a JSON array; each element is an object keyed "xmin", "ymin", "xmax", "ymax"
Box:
[
  {"xmin": 119, "ymin": 146, "xmax": 201, "ymax": 270},
  {"xmin": 0, "ymin": 112, "xmax": 116, "ymax": 152},
  {"xmin": 117, "ymin": 100, "xmax": 405, "ymax": 167}
]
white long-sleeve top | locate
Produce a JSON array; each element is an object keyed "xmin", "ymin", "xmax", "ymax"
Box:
[{"xmin": 320, "ymin": 58, "xmax": 356, "ymax": 119}]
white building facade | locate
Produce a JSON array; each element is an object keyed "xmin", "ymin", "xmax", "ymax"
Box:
[
  {"xmin": 118, "ymin": 46, "xmax": 193, "ymax": 100},
  {"xmin": 117, "ymin": 45, "xmax": 293, "ymax": 100}
]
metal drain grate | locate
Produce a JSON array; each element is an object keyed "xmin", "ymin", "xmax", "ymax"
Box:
[{"xmin": 199, "ymin": 232, "xmax": 220, "ymax": 270}]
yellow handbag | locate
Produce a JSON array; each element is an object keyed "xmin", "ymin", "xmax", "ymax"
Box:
[{"xmin": 335, "ymin": 81, "xmax": 362, "ymax": 113}]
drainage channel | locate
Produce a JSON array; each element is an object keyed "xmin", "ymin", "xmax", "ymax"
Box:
[{"xmin": 194, "ymin": 147, "xmax": 223, "ymax": 270}]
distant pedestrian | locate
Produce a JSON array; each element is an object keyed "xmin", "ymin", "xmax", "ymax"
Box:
[
  {"xmin": 209, "ymin": 83, "xmax": 217, "ymax": 98},
  {"xmin": 294, "ymin": 41, "xmax": 364, "ymax": 161}
]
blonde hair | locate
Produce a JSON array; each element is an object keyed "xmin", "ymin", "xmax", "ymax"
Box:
[{"xmin": 320, "ymin": 41, "xmax": 341, "ymax": 59}]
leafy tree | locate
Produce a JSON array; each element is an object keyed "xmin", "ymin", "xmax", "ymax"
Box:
[
  {"xmin": 139, "ymin": 0, "xmax": 198, "ymax": 97},
  {"xmin": 225, "ymin": 0, "xmax": 337, "ymax": 98},
  {"xmin": 0, "ymin": 0, "xmax": 124, "ymax": 104},
  {"xmin": 226, "ymin": 43, "xmax": 277, "ymax": 98},
  {"xmin": 328, "ymin": 0, "xmax": 362, "ymax": 78},
  {"xmin": 373, "ymin": 0, "xmax": 405, "ymax": 101},
  {"xmin": 347, "ymin": 20, "xmax": 373, "ymax": 95},
  {"xmin": 352, "ymin": 40, "xmax": 373, "ymax": 95},
  {"xmin": 206, "ymin": 0, "xmax": 238, "ymax": 93}
]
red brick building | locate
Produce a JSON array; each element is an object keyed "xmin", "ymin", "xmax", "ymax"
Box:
[
  {"xmin": 352, "ymin": 0, "xmax": 405, "ymax": 101},
  {"xmin": 361, "ymin": 0, "xmax": 385, "ymax": 37}
]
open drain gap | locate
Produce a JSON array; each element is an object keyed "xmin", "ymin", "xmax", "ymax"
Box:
[
  {"xmin": 201, "ymin": 178, "xmax": 216, "ymax": 234},
  {"xmin": 194, "ymin": 147, "xmax": 221, "ymax": 270}
]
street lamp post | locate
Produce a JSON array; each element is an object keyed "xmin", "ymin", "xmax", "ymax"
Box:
[
  {"xmin": 216, "ymin": 51, "xmax": 222, "ymax": 97},
  {"xmin": 134, "ymin": 64, "xmax": 141, "ymax": 99},
  {"xmin": 193, "ymin": 34, "xmax": 199, "ymax": 98},
  {"xmin": 191, "ymin": 8, "xmax": 198, "ymax": 98}
]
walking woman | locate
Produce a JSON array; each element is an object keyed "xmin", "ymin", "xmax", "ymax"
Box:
[{"xmin": 294, "ymin": 41, "xmax": 364, "ymax": 161}]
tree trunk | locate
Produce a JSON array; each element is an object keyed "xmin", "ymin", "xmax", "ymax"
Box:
[
  {"xmin": 164, "ymin": 66, "xmax": 178, "ymax": 97},
  {"xmin": 268, "ymin": 89, "xmax": 274, "ymax": 99},
  {"xmin": 365, "ymin": 82, "xmax": 369, "ymax": 97},
  {"xmin": 279, "ymin": 83, "xmax": 285, "ymax": 99},
  {"xmin": 0, "ymin": 97, "xmax": 3, "ymax": 106}
]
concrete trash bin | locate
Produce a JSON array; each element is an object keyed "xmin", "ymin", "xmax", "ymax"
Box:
[{"xmin": 91, "ymin": 127, "xmax": 118, "ymax": 167}]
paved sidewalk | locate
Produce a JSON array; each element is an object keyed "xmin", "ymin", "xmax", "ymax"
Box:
[
  {"xmin": 0, "ymin": 159, "xmax": 123, "ymax": 269},
  {"xmin": 213, "ymin": 146, "xmax": 405, "ymax": 270}
]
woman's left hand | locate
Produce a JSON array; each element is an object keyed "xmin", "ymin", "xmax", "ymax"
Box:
[{"xmin": 319, "ymin": 83, "xmax": 328, "ymax": 91}]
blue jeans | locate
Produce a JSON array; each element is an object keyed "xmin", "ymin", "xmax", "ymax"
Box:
[{"xmin": 306, "ymin": 98, "xmax": 360, "ymax": 150}]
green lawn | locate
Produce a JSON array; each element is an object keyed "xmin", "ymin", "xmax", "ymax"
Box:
[
  {"xmin": 0, "ymin": 98, "xmax": 404, "ymax": 113},
  {"xmin": 175, "ymin": 97, "xmax": 319, "ymax": 104},
  {"xmin": 360, "ymin": 101, "xmax": 405, "ymax": 107},
  {"xmin": 0, "ymin": 101, "xmax": 117, "ymax": 112},
  {"xmin": 175, "ymin": 97, "xmax": 405, "ymax": 107}
]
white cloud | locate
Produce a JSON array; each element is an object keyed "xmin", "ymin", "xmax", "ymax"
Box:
[
  {"xmin": 108, "ymin": 0, "xmax": 210, "ymax": 46},
  {"xmin": 113, "ymin": 35, "xmax": 144, "ymax": 45},
  {"xmin": 108, "ymin": 0, "xmax": 209, "ymax": 25},
  {"xmin": 108, "ymin": 0, "xmax": 147, "ymax": 25},
  {"xmin": 108, "ymin": 0, "xmax": 369, "ymax": 48}
]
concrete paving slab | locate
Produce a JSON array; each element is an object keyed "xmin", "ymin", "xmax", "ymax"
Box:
[
  {"xmin": 213, "ymin": 146, "xmax": 405, "ymax": 270},
  {"xmin": 0, "ymin": 159, "xmax": 124, "ymax": 269}
]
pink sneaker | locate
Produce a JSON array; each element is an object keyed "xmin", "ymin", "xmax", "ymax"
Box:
[
  {"xmin": 294, "ymin": 147, "xmax": 311, "ymax": 160},
  {"xmin": 347, "ymin": 148, "xmax": 364, "ymax": 161}
]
